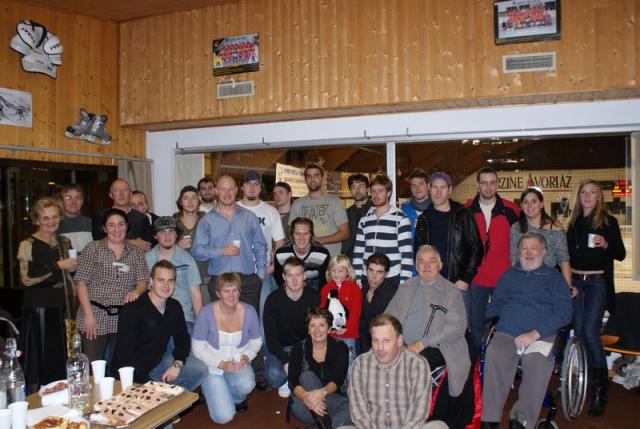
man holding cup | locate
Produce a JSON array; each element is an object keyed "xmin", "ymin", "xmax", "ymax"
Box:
[
  {"xmin": 192, "ymin": 175, "xmax": 268, "ymax": 315},
  {"xmin": 111, "ymin": 260, "xmax": 207, "ymax": 391}
]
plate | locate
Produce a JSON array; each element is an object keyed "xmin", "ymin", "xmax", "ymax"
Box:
[{"xmin": 38, "ymin": 379, "xmax": 68, "ymax": 397}]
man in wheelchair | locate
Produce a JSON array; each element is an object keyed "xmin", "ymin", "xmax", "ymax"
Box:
[
  {"xmin": 386, "ymin": 245, "xmax": 472, "ymax": 429},
  {"xmin": 481, "ymin": 233, "xmax": 572, "ymax": 429}
]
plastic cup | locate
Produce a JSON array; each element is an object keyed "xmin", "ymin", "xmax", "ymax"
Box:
[
  {"xmin": 68, "ymin": 248, "xmax": 78, "ymax": 258},
  {"xmin": 0, "ymin": 409, "xmax": 11, "ymax": 429},
  {"xmin": 8, "ymin": 401, "xmax": 27, "ymax": 429},
  {"xmin": 118, "ymin": 366, "xmax": 135, "ymax": 390},
  {"xmin": 91, "ymin": 360, "xmax": 106, "ymax": 383},
  {"xmin": 587, "ymin": 233, "xmax": 596, "ymax": 248},
  {"xmin": 232, "ymin": 240, "xmax": 241, "ymax": 248},
  {"xmin": 99, "ymin": 377, "xmax": 115, "ymax": 400}
]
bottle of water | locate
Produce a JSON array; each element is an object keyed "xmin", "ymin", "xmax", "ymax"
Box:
[
  {"xmin": 66, "ymin": 333, "xmax": 90, "ymax": 411},
  {"xmin": 4, "ymin": 337, "xmax": 25, "ymax": 404}
]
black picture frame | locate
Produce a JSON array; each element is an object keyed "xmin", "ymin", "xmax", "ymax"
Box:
[{"xmin": 494, "ymin": 0, "xmax": 561, "ymax": 45}]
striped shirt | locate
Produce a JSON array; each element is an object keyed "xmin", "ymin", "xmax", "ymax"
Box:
[
  {"xmin": 273, "ymin": 241, "xmax": 331, "ymax": 291},
  {"xmin": 353, "ymin": 207, "xmax": 413, "ymax": 282},
  {"xmin": 349, "ymin": 348, "xmax": 432, "ymax": 429}
]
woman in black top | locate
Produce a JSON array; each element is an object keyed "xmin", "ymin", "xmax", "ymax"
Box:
[
  {"xmin": 567, "ymin": 179, "xmax": 625, "ymax": 417},
  {"xmin": 17, "ymin": 196, "xmax": 77, "ymax": 390},
  {"xmin": 288, "ymin": 307, "xmax": 352, "ymax": 428}
]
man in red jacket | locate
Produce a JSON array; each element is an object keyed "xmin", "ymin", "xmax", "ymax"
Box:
[{"xmin": 465, "ymin": 167, "xmax": 520, "ymax": 349}]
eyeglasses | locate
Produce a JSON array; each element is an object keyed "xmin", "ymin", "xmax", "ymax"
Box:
[{"xmin": 63, "ymin": 195, "xmax": 83, "ymax": 201}]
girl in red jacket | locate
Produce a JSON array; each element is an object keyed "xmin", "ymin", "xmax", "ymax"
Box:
[{"xmin": 320, "ymin": 254, "xmax": 362, "ymax": 365}]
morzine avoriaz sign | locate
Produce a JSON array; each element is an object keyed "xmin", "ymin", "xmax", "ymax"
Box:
[
  {"xmin": 498, "ymin": 173, "xmax": 572, "ymax": 191},
  {"xmin": 212, "ymin": 33, "xmax": 259, "ymax": 76}
]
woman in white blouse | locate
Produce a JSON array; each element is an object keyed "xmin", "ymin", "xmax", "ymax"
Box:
[{"xmin": 192, "ymin": 272, "xmax": 262, "ymax": 424}]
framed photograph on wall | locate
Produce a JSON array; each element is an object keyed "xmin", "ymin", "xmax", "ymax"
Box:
[{"xmin": 494, "ymin": 0, "xmax": 561, "ymax": 45}]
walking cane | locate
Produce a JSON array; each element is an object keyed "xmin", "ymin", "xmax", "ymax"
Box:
[{"xmin": 423, "ymin": 304, "xmax": 448, "ymax": 338}]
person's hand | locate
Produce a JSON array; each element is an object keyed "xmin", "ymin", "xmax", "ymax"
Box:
[
  {"xmin": 83, "ymin": 312, "xmax": 98, "ymax": 340},
  {"xmin": 569, "ymin": 286, "xmax": 579, "ymax": 298},
  {"xmin": 124, "ymin": 291, "xmax": 141, "ymax": 303},
  {"xmin": 310, "ymin": 399, "xmax": 327, "ymax": 416},
  {"xmin": 177, "ymin": 236, "xmax": 192, "ymax": 249},
  {"xmin": 514, "ymin": 330, "xmax": 540, "ymax": 350},
  {"xmin": 161, "ymin": 365, "xmax": 180, "ymax": 383},
  {"xmin": 454, "ymin": 280, "xmax": 469, "ymax": 291},
  {"xmin": 219, "ymin": 360, "xmax": 242, "ymax": 372},
  {"xmin": 128, "ymin": 238, "xmax": 151, "ymax": 252},
  {"xmin": 239, "ymin": 354, "xmax": 250, "ymax": 368},
  {"xmin": 407, "ymin": 340, "xmax": 425, "ymax": 354},
  {"xmin": 283, "ymin": 363, "xmax": 289, "ymax": 375},
  {"xmin": 57, "ymin": 257, "xmax": 78, "ymax": 272},
  {"xmin": 303, "ymin": 389, "xmax": 325, "ymax": 410},
  {"xmin": 222, "ymin": 244, "xmax": 240, "ymax": 256},
  {"xmin": 592, "ymin": 234, "xmax": 608, "ymax": 249},
  {"xmin": 266, "ymin": 264, "xmax": 275, "ymax": 275}
]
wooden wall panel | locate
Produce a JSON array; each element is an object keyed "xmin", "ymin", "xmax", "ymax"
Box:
[
  {"xmin": 119, "ymin": 0, "xmax": 640, "ymax": 128},
  {"xmin": 0, "ymin": 0, "xmax": 145, "ymax": 165}
]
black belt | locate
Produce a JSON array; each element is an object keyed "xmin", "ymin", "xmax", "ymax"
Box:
[
  {"xmin": 572, "ymin": 273, "xmax": 604, "ymax": 281},
  {"xmin": 90, "ymin": 300, "xmax": 122, "ymax": 315}
]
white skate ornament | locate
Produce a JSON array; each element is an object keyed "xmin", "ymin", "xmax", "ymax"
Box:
[
  {"xmin": 10, "ymin": 20, "xmax": 63, "ymax": 79},
  {"xmin": 65, "ymin": 107, "xmax": 112, "ymax": 145}
]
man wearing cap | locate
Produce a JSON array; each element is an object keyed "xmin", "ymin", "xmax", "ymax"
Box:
[
  {"xmin": 197, "ymin": 176, "xmax": 217, "ymax": 213},
  {"xmin": 414, "ymin": 172, "xmax": 483, "ymax": 304},
  {"xmin": 272, "ymin": 181, "xmax": 293, "ymax": 240},
  {"xmin": 289, "ymin": 163, "xmax": 349, "ymax": 257},
  {"xmin": 145, "ymin": 216, "xmax": 203, "ymax": 331},
  {"xmin": 237, "ymin": 170, "xmax": 286, "ymax": 341},
  {"xmin": 92, "ymin": 178, "xmax": 153, "ymax": 251},
  {"xmin": 192, "ymin": 175, "xmax": 268, "ymax": 314}
]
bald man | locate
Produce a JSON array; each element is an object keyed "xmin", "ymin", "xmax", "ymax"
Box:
[{"xmin": 92, "ymin": 178, "xmax": 152, "ymax": 251}]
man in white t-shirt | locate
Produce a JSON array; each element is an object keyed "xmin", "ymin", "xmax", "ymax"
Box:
[
  {"xmin": 288, "ymin": 163, "xmax": 349, "ymax": 257},
  {"xmin": 237, "ymin": 169, "xmax": 286, "ymax": 387}
]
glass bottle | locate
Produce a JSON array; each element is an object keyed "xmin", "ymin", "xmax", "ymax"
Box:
[
  {"xmin": 0, "ymin": 354, "xmax": 6, "ymax": 409},
  {"xmin": 4, "ymin": 337, "xmax": 25, "ymax": 404},
  {"xmin": 66, "ymin": 333, "xmax": 90, "ymax": 411}
]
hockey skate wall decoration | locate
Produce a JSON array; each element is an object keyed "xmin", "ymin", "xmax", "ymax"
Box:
[
  {"xmin": 66, "ymin": 108, "xmax": 112, "ymax": 145},
  {"xmin": 10, "ymin": 20, "xmax": 63, "ymax": 79}
]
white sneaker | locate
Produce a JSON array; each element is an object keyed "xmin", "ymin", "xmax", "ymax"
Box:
[{"xmin": 277, "ymin": 382, "xmax": 291, "ymax": 398}]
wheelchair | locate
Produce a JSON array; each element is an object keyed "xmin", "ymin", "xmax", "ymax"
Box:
[{"xmin": 480, "ymin": 324, "xmax": 589, "ymax": 429}]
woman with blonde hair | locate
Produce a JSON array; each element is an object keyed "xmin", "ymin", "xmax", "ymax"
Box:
[
  {"xmin": 192, "ymin": 272, "xmax": 262, "ymax": 424},
  {"xmin": 319, "ymin": 254, "xmax": 362, "ymax": 364},
  {"xmin": 567, "ymin": 179, "xmax": 625, "ymax": 417}
]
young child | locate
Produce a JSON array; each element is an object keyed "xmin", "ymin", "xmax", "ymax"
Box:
[{"xmin": 320, "ymin": 254, "xmax": 362, "ymax": 364}]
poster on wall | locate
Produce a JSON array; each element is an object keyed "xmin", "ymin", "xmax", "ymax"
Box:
[
  {"xmin": 494, "ymin": 0, "xmax": 561, "ymax": 45},
  {"xmin": 212, "ymin": 33, "xmax": 259, "ymax": 76},
  {"xmin": 0, "ymin": 88, "xmax": 32, "ymax": 128}
]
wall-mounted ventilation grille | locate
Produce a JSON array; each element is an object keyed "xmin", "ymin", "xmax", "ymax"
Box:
[
  {"xmin": 502, "ymin": 52, "xmax": 556, "ymax": 73},
  {"xmin": 216, "ymin": 81, "xmax": 254, "ymax": 99}
]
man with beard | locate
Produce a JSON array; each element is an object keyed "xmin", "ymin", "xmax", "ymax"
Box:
[
  {"xmin": 352, "ymin": 174, "xmax": 413, "ymax": 287},
  {"xmin": 289, "ymin": 164, "xmax": 348, "ymax": 257},
  {"xmin": 400, "ymin": 168, "xmax": 431, "ymax": 238},
  {"xmin": 341, "ymin": 173, "xmax": 373, "ymax": 260},
  {"xmin": 273, "ymin": 181, "xmax": 293, "ymax": 240},
  {"xmin": 197, "ymin": 176, "xmax": 217, "ymax": 213}
]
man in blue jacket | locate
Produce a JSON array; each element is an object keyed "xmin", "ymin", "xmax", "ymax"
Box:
[{"xmin": 481, "ymin": 232, "xmax": 572, "ymax": 429}]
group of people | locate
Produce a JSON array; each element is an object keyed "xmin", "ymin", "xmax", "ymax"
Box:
[{"xmin": 15, "ymin": 163, "xmax": 625, "ymax": 429}]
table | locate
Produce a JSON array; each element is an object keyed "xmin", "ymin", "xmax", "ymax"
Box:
[{"xmin": 27, "ymin": 380, "xmax": 199, "ymax": 428}]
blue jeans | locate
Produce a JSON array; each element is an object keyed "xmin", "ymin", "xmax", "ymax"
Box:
[
  {"xmin": 469, "ymin": 284, "xmax": 494, "ymax": 349},
  {"xmin": 149, "ymin": 326, "xmax": 208, "ymax": 391},
  {"xmin": 264, "ymin": 345, "xmax": 292, "ymax": 388},
  {"xmin": 572, "ymin": 274, "xmax": 607, "ymax": 368},
  {"xmin": 201, "ymin": 366, "xmax": 255, "ymax": 424},
  {"xmin": 290, "ymin": 371, "xmax": 352, "ymax": 427}
]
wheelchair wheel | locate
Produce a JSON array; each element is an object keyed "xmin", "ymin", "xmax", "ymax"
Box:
[
  {"xmin": 535, "ymin": 419, "xmax": 559, "ymax": 429},
  {"xmin": 560, "ymin": 336, "xmax": 588, "ymax": 421}
]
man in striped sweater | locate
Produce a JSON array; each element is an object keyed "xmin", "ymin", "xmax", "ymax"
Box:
[{"xmin": 352, "ymin": 174, "xmax": 413, "ymax": 288}]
